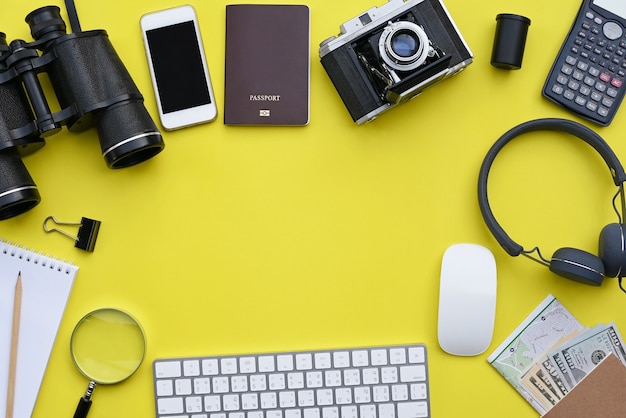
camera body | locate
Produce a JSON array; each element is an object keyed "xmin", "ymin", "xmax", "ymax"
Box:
[{"xmin": 319, "ymin": 0, "xmax": 473, "ymax": 124}]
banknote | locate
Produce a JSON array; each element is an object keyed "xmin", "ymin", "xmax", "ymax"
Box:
[
  {"xmin": 520, "ymin": 365, "xmax": 559, "ymax": 411},
  {"xmin": 488, "ymin": 295, "xmax": 585, "ymax": 415},
  {"xmin": 549, "ymin": 322, "xmax": 626, "ymax": 390},
  {"xmin": 518, "ymin": 331, "xmax": 583, "ymax": 409}
]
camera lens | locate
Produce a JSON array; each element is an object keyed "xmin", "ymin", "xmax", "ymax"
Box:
[
  {"xmin": 379, "ymin": 21, "xmax": 430, "ymax": 71},
  {"xmin": 390, "ymin": 30, "xmax": 420, "ymax": 58}
]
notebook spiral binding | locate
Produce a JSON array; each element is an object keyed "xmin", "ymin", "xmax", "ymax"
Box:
[{"xmin": 0, "ymin": 240, "xmax": 75, "ymax": 274}]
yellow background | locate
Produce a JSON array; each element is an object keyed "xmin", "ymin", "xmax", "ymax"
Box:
[{"xmin": 2, "ymin": 0, "xmax": 626, "ymax": 416}]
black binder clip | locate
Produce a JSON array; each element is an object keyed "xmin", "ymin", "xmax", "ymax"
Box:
[{"xmin": 43, "ymin": 216, "xmax": 101, "ymax": 252}]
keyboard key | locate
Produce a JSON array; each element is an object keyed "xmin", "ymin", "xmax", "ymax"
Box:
[
  {"xmin": 260, "ymin": 356, "xmax": 276, "ymax": 372},
  {"xmin": 352, "ymin": 350, "xmax": 369, "ymax": 367},
  {"xmin": 203, "ymin": 359, "xmax": 219, "ymax": 375},
  {"xmin": 306, "ymin": 371, "xmax": 323, "ymax": 388},
  {"xmin": 221, "ymin": 358, "xmax": 238, "ymax": 374},
  {"xmin": 240, "ymin": 357, "xmax": 257, "ymax": 373},
  {"xmin": 333, "ymin": 351, "xmax": 350, "ymax": 368},
  {"xmin": 314, "ymin": 353, "xmax": 332, "ymax": 369},
  {"xmin": 251, "ymin": 374, "xmax": 267, "ymax": 391},
  {"xmin": 397, "ymin": 401, "xmax": 429, "ymax": 418},
  {"xmin": 298, "ymin": 390, "xmax": 315, "ymax": 407},
  {"xmin": 157, "ymin": 397, "xmax": 184, "ymax": 414},
  {"xmin": 261, "ymin": 392, "xmax": 278, "ymax": 409},
  {"xmin": 362, "ymin": 368, "xmax": 380, "ymax": 385},
  {"xmin": 370, "ymin": 350, "xmax": 388, "ymax": 366},
  {"xmin": 155, "ymin": 360, "xmax": 181, "ymax": 378},
  {"xmin": 183, "ymin": 360, "xmax": 201, "ymax": 376},
  {"xmin": 156, "ymin": 379, "xmax": 173, "ymax": 396},
  {"xmin": 360, "ymin": 405, "xmax": 376, "ymax": 418},
  {"xmin": 185, "ymin": 396, "xmax": 202, "ymax": 413},
  {"xmin": 278, "ymin": 354, "xmax": 295, "ymax": 371},
  {"xmin": 296, "ymin": 354, "xmax": 313, "ymax": 370},
  {"xmin": 408, "ymin": 347, "xmax": 425, "ymax": 364},
  {"xmin": 288, "ymin": 372, "xmax": 305, "ymax": 389},
  {"xmin": 389, "ymin": 349, "xmax": 407, "ymax": 365},
  {"xmin": 175, "ymin": 378, "xmax": 192, "ymax": 395},
  {"xmin": 304, "ymin": 408, "xmax": 321, "ymax": 418},
  {"xmin": 400, "ymin": 365, "xmax": 426, "ymax": 382},
  {"xmin": 343, "ymin": 369, "xmax": 361, "ymax": 385}
]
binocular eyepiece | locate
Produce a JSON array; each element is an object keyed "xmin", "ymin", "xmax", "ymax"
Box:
[{"xmin": 0, "ymin": 5, "xmax": 165, "ymax": 220}]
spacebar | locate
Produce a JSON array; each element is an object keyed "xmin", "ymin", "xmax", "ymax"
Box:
[{"xmin": 397, "ymin": 401, "xmax": 429, "ymax": 418}]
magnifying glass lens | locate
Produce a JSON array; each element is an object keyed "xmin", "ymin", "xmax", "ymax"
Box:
[{"xmin": 71, "ymin": 308, "xmax": 145, "ymax": 384}]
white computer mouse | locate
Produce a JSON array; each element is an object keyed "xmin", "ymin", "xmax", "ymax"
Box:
[{"xmin": 437, "ymin": 243, "xmax": 497, "ymax": 356}]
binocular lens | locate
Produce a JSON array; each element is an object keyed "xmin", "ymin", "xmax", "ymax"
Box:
[
  {"xmin": 96, "ymin": 101, "xmax": 164, "ymax": 169},
  {"xmin": 0, "ymin": 149, "xmax": 40, "ymax": 220}
]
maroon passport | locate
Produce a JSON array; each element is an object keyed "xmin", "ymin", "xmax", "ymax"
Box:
[{"xmin": 224, "ymin": 4, "xmax": 310, "ymax": 126}]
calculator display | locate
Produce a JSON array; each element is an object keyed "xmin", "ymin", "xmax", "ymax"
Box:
[{"xmin": 594, "ymin": 0, "xmax": 626, "ymax": 19}]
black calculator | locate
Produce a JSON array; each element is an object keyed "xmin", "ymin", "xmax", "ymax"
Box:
[{"xmin": 543, "ymin": 0, "xmax": 626, "ymax": 126}]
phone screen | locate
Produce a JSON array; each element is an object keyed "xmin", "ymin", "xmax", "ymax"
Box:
[
  {"xmin": 145, "ymin": 21, "xmax": 212, "ymax": 114},
  {"xmin": 594, "ymin": 0, "xmax": 626, "ymax": 18}
]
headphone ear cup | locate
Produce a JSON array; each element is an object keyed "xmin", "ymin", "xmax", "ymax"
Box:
[
  {"xmin": 550, "ymin": 247, "xmax": 605, "ymax": 286},
  {"xmin": 599, "ymin": 223, "xmax": 626, "ymax": 278}
]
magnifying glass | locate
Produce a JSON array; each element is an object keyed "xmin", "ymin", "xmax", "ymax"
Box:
[{"xmin": 70, "ymin": 308, "xmax": 146, "ymax": 418}]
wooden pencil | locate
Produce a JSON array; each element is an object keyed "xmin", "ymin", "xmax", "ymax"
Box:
[{"xmin": 6, "ymin": 272, "xmax": 22, "ymax": 418}]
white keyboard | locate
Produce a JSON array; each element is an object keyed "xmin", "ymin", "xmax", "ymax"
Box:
[{"xmin": 153, "ymin": 343, "xmax": 430, "ymax": 418}]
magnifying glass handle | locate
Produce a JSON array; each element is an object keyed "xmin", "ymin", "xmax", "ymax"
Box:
[
  {"xmin": 73, "ymin": 381, "xmax": 96, "ymax": 418},
  {"xmin": 73, "ymin": 398, "xmax": 92, "ymax": 418}
]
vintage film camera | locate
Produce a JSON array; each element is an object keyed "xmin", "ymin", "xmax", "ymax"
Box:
[
  {"xmin": 319, "ymin": 0, "xmax": 473, "ymax": 124},
  {"xmin": 0, "ymin": 3, "xmax": 164, "ymax": 220}
]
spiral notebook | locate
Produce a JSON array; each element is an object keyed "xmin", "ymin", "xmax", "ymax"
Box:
[{"xmin": 0, "ymin": 240, "xmax": 78, "ymax": 417}]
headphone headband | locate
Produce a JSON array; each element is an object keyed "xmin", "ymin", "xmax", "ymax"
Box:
[{"xmin": 478, "ymin": 118, "xmax": 626, "ymax": 257}]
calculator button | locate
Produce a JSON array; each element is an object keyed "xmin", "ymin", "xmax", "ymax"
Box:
[
  {"xmin": 603, "ymin": 22, "xmax": 623, "ymax": 40},
  {"xmin": 611, "ymin": 78, "xmax": 622, "ymax": 88},
  {"xmin": 562, "ymin": 64, "xmax": 575, "ymax": 75}
]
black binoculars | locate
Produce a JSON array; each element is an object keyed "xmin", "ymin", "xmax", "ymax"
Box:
[{"xmin": 0, "ymin": 5, "xmax": 164, "ymax": 220}]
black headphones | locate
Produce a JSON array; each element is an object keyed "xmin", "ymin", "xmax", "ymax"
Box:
[{"xmin": 478, "ymin": 118, "xmax": 626, "ymax": 288}]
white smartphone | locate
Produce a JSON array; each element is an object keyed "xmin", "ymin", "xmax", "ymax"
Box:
[{"xmin": 140, "ymin": 5, "xmax": 217, "ymax": 130}]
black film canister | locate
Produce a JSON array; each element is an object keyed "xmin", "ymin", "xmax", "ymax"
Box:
[{"xmin": 491, "ymin": 14, "xmax": 531, "ymax": 70}]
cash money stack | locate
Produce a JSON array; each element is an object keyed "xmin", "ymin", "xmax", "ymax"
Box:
[
  {"xmin": 519, "ymin": 322, "xmax": 626, "ymax": 412},
  {"xmin": 487, "ymin": 295, "xmax": 626, "ymax": 415}
]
